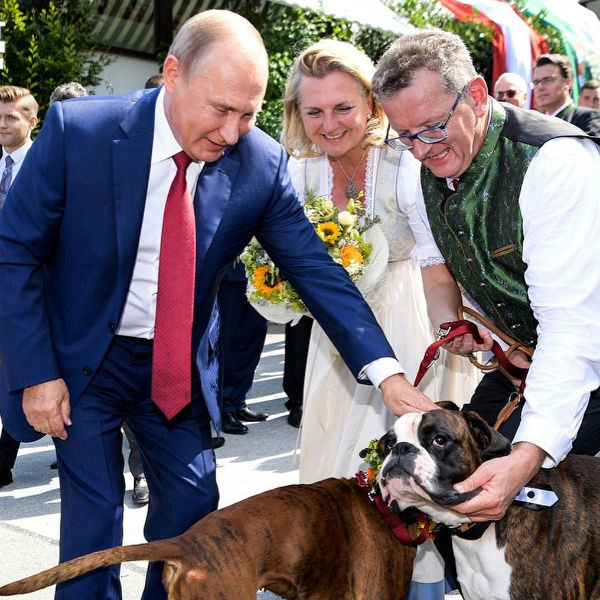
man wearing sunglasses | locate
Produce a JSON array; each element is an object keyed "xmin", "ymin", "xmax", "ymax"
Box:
[
  {"xmin": 532, "ymin": 53, "xmax": 600, "ymax": 136},
  {"xmin": 493, "ymin": 72, "xmax": 528, "ymax": 108},
  {"xmin": 373, "ymin": 29, "xmax": 600, "ymax": 529}
]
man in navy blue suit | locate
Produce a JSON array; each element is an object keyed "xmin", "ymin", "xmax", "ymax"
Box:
[{"xmin": 0, "ymin": 10, "xmax": 434, "ymax": 600}]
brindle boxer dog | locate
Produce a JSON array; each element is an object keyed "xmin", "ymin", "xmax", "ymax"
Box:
[
  {"xmin": 0, "ymin": 478, "xmax": 415, "ymax": 599},
  {"xmin": 378, "ymin": 403, "xmax": 600, "ymax": 600}
]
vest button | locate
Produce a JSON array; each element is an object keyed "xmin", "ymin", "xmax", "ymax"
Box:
[
  {"xmin": 510, "ymin": 324, "xmax": 520, "ymax": 330},
  {"xmin": 457, "ymin": 230, "xmax": 464, "ymax": 236},
  {"xmin": 496, "ymin": 302, "xmax": 505, "ymax": 308},
  {"xmin": 466, "ymin": 257, "xmax": 473, "ymax": 263},
  {"xmin": 83, "ymin": 367, "xmax": 92, "ymax": 376}
]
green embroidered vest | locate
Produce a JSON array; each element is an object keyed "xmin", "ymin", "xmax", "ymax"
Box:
[{"xmin": 422, "ymin": 100, "xmax": 592, "ymax": 346}]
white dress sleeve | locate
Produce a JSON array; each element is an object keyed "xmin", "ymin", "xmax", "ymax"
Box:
[{"xmin": 396, "ymin": 152, "xmax": 445, "ymax": 266}]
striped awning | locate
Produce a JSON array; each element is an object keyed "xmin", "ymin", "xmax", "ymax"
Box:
[{"xmin": 93, "ymin": 0, "xmax": 411, "ymax": 55}]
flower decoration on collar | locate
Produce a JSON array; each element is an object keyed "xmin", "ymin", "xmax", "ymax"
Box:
[{"xmin": 359, "ymin": 438, "xmax": 384, "ymax": 483}]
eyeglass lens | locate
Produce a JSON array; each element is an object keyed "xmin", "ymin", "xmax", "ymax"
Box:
[{"xmin": 531, "ymin": 75, "xmax": 556, "ymax": 87}]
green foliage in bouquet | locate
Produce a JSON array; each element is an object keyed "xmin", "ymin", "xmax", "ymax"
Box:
[{"xmin": 240, "ymin": 191, "xmax": 379, "ymax": 318}]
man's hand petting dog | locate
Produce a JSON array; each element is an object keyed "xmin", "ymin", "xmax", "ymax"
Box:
[
  {"xmin": 379, "ymin": 373, "xmax": 439, "ymax": 416},
  {"xmin": 451, "ymin": 442, "xmax": 547, "ymax": 521}
]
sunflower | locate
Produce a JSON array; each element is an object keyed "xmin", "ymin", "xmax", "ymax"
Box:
[
  {"xmin": 316, "ymin": 221, "xmax": 342, "ymax": 244},
  {"xmin": 252, "ymin": 265, "xmax": 282, "ymax": 296},
  {"xmin": 340, "ymin": 244, "xmax": 363, "ymax": 267}
]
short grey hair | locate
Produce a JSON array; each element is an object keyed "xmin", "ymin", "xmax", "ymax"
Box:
[
  {"xmin": 373, "ymin": 29, "xmax": 477, "ymax": 99},
  {"xmin": 495, "ymin": 72, "xmax": 528, "ymax": 94},
  {"xmin": 167, "ymin": 9, "xmax": 266, "ymax": 78},
  {"xmin": 49, "ymin": 81, "xmax": 88, "ymax": 104}
]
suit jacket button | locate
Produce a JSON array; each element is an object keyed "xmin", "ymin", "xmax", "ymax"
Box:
[
  {"xmin": 108, "ymin": 322, "xmax": 116, "ymax": 332},
  {"xmin": 83, "ymin": 367, "xmax": 92, "ymax": 376}
]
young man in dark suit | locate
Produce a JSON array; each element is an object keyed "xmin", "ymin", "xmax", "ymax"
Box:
[{"xmin": 532, "ymin": 53, "xmax": 600, "ymax": 136}]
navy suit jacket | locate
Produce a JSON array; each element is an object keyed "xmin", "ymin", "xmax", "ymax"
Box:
[
  {"xmin": 0, "ymin": 88, "xmax": 395, "ymax": 441},
  {"xmin": 557, "ymin": 104, "xmax": 600, "ymax": 137}
]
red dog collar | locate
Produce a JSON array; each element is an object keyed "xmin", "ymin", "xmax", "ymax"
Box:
[{"xmin": 354, "ymin": 472, "xmax": 435, "ymax": 547}]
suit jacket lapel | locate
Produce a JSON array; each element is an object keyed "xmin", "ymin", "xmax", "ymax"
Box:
[
  {"xmin": 112, "ymin": 90, "xmax": 156, "ymax": 287},
  {"xmin": 194, "ymin": 150, "xmax": 238, "ymax": 266}
]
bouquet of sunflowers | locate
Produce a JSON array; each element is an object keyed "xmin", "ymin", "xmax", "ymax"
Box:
[{"xmin": 240, "ymin": 192, "xmax": 388, "ymax": 324}]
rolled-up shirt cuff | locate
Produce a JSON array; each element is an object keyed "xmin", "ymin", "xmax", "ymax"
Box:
[{"xmin": 359, "ymin": 357, "xmax": 403, "ymax": 388}]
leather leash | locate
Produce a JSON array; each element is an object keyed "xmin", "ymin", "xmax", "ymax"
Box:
[{"xmin": 413, "ymin": 307, "xmax": 534, "ymax": 431}]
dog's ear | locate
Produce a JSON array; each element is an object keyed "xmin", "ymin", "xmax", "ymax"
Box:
[
  {"xmin": 462, "ymin": 410, "xmax": 511, "ymax": 460},
  {"xmin": 377, "ymin": 431, "xmax": 397, "ymax": 459},
  {"xmin": 436, "ymin": 400, "xmax": 460, "ymax": 411}
]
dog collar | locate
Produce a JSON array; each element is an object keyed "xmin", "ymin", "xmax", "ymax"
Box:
[{"xmin": 354, "ymin": 472, "xmax": 437, "ymax": 547}]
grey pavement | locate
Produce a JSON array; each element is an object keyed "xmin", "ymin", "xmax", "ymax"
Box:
[{"xmin": 0, "ymin": 323, "xmax": 458, "ymax": 599}]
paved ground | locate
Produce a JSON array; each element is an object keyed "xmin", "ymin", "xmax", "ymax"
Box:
[{"xmin": 0, "ymin": 323, "xmax": 459, "ymax": 599}]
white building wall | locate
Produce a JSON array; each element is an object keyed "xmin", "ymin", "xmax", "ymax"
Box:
[{"xmin": 92, "ymin": 53, "xmax": 160, "ymax": 96}]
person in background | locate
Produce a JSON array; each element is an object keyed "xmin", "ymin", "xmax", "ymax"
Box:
[
  {"xmin": 0, "ymin": 85, "xmax": 38, "ymax": 489},
  {"xmin": 282, "ymin": 39, "xmax": 479, "ymax": 600},
  {"xmin": 373, "ymin": 28, "xmax": 600, "ymax": 598},
  {"xmin": 493, "ymin": 72, "xmax": 528, "ymax": 108},
  {"xmin": 217, "ymin": 260, "xmax": 268, "ymax": 436},
  {"xmin": 532, "ymin": 53, "xmax": 600, "ymax": 135},
  {"xmin": 578, "ymin": 79, "xmax": 600, "ymax": 110},
  {"xmin": 282, "ymin": 315, "xmax": 312, "ymax": 428},
  {"xmin": 49, "ymin": 81, "xmax": 88, "ymax": 105},
  {"xmin": 0, "ymin": 11, "xmax": 430, "ymax": 599},
  {"xmin": 145, "ymin": 74, "xmax": 164, "ymax": 89}
]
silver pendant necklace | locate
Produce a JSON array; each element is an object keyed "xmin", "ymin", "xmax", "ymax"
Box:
[{"xmin": 333, "ymin": 148, "xmax": 367, "ymax": 200}]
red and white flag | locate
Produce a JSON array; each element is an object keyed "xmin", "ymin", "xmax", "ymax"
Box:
[{"xmin": 437, "ymin": 0, "xmax": 548, "ymax": 108}]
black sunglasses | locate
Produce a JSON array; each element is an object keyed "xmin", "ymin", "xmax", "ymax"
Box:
[{"xmin": 495, "ymin": 89, "xmax": 518, "ymax": 100}]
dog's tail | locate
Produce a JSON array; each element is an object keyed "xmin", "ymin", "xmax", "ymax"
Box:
[{"xmin": 0, "ymin": 539, "xmax": 180, "ymax": 595}]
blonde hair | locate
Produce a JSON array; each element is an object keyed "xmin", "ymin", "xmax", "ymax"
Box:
[
  {"xmin": 0, "ymin": 86, "xmax": 38, "ymax": 119},
  {"xmin": 282, "ymin": 39, "xmax": 386, "ymax": 158}
]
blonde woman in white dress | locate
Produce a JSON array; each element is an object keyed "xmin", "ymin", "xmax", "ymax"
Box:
[{"xmin": 282, "ymin": 39, "xmax": 480, "ymax": 600}]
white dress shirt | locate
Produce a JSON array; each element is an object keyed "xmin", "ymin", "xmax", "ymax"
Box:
[
  {"xmin": 410, "ymin": 136, "xmax": 600, "ymax": 467},
  {"xmin": 117, "ymin": 88, "xmax": 203, "ymax": 338},
  {"xmin": 0, "ymin": 139, "xmax": 33, "ymax": 184}
]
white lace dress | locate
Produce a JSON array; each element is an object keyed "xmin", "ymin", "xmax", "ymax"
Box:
[{"xmin": 288, "ymin": 146, "xmax": 481, "ymax": 483}]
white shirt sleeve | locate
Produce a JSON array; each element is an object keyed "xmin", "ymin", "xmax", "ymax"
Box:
[
  {"xmin": 513, "ymin": 137, "xmax": 600, "ymax": 466},
  {"xmin": 403, "ymin": 167, "xmax": 445, "ymax": 267}
]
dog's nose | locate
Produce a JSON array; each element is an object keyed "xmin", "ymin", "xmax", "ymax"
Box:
[{"xmin": 392, "ymin": 442, "xmax": 418, "ymax": 456}]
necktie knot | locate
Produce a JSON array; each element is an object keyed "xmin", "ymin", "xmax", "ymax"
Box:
[
  {"xmin": 5, "ymin": 155, "xmax": 13, "ymax": 168},
  {"xmin": 173, "ymin": 150, "xmax": 192, "ymax": 172}
]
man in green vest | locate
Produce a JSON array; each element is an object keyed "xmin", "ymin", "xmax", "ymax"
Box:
[{"xmin": 372, "ymin": 29, "xmax": 600, "ymax": 524}]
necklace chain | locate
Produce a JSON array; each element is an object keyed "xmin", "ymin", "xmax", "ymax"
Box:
[{"xmin": 333, "ymin": 148, "xmax": 367, "ymax": 200}]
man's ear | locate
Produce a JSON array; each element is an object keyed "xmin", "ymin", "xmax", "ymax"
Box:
[
  {"xmin": 462, "ymin": 410, "xmax": 511, "ymax": 460},
  {"xmin": 467, "ymin": 76, "xmax": 488, "ymax": 117},
  {"xmin": 162, "ymin": 55, "xmax": 181, "ymax": 93}
]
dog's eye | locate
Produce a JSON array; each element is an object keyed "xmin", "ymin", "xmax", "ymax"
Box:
[
  {"xmin": 432, "ymin": 435, "xmax": 448, "ymax": 448},
  {"xmin": 385, "ymin": 437, "xmax": 396, "ymax": 453}
]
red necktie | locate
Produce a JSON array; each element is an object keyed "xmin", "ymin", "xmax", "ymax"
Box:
[{"xmin": 152, "ymin": 151, "xmax": 196, "ymax": 420}]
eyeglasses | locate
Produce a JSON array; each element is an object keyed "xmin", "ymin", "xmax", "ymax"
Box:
[
  {"xmin": 385, "ymin": 86, "xmax": 466, "ymax": 151},
  {"xmin": 530, "ymin": 75, "xmax": 557, "ymax": 88},
  {"xmin": 495, "ymin": 89, "xmax": 518, "ymax": 100}
]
